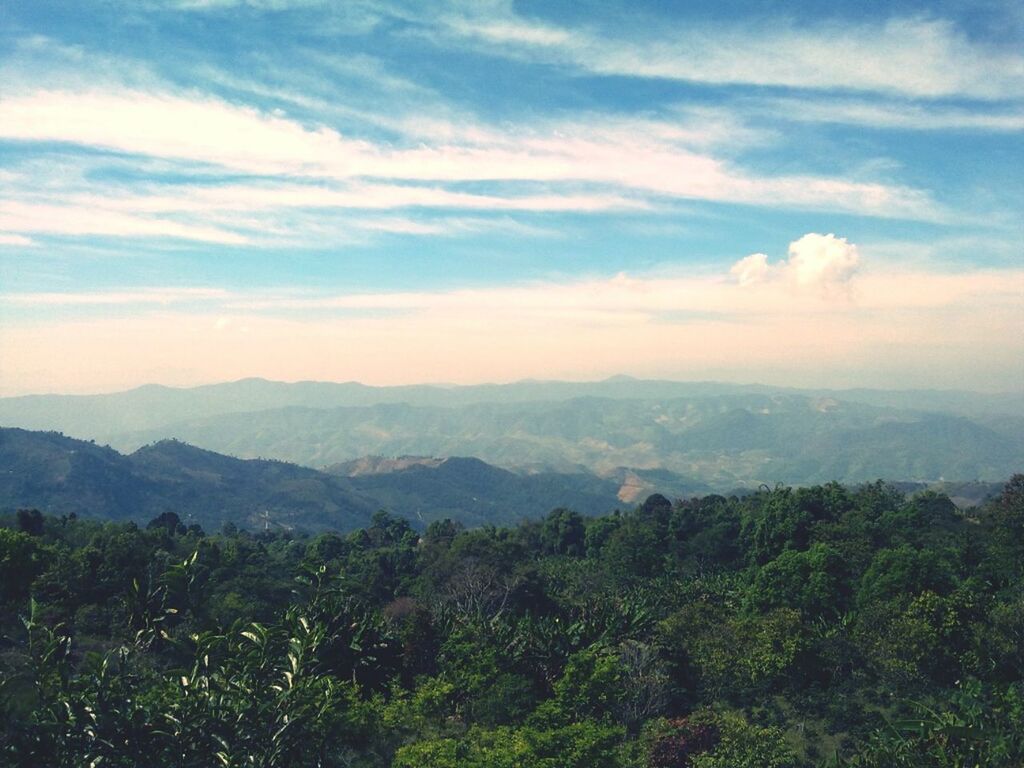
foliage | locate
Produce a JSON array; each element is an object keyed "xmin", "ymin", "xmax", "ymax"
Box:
[{"xmin": 1, "ymin": 476, "xmax": 1023, "ymax": 766}]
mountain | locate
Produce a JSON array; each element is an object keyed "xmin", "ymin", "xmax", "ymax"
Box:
[
  {"xmin": 91, "ymin": 395, "xmax": 1022, "ymax": 488},
  {"xmin": 2, "ymin": 378, "xmax": 1020, "ymax": 491},
  {"xmin": 2, "ymin": 376, "xmax": 1021, "ymax": 442},
  {"xmin": 0, "ymin": 429, "xmax": 625, "ymax": 530}
]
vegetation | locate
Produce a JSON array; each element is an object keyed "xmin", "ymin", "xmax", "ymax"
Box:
[
  {"xmin": 1, "ymin": 477, "xmax": 1022, "ymax": 766},
  {"xmin": 0, "ymin": 428, "xmax": 626, "ymax": 532}
]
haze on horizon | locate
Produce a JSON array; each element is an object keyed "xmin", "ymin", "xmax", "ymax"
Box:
[{"xmin": 1, "ymin": 1, "xmax": 1022, "ymax": 397}]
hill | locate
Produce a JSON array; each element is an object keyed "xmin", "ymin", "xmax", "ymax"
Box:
[
  {"xmin": 0, "ymin": 428, "xmax": 379, "ymax": 532},
  {"xmin": 0, "ymin": 428, "xmax": 625, "ymax": 530},
  {"xmin": 331, "ymin": 455, "xmax": 623, "ymax": 528}
]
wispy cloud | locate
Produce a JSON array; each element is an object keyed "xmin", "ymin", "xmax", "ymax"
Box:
[
  {"xmin": 0, "ymin": 90, "xmax": 370, "ymax": 176},
  {"xmin": 71, "ymin": 183, "xmax": 649, "ymax": 215},
  {"xmin": 129, "ymin": 1, "xmax": 1024, "ymax": 103},
  {"xmin": 434, "ymin": 7, "xmax": 1024, "ymax": 100},
  {"xmin": 745, "ymin": 96, "xmax": 1024, "ymax": 132},
  {"xmin": 2, "ymin": 287, "xmax": 230, "ymax": 306},
  {"xmin": 2, "ymin": 2, "xmax": 1020, "ymax": 397},
  {"xmin": 0, "ymin": 86, "xmax": 944, "ymax": 226},
  {"xmin": 0, "ymin": 200, "xmax": 249, "ymax": 244}
]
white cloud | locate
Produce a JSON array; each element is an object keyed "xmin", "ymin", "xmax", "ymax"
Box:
[
  {"xmin": 76, "ymin": 182, "xmax": 649, "ymax": 215},
  {"xmin": 730, "ymin": 253, "xmax": 771, "ymax": 286},
  {"xmin": 732, "ymin": 233, "xmax": 861, "ymax": 292},
  {"xmin": 0, "ymin": 86, "xmax": 942, "ymax": 223},
  {"xmin": 0, "ymin": 89, "xmax": 373, "ymax": 176},
  {"xmin": 787, "ymin": 233, "xmax": 861, "ymax": 287},
  {"xmin": 3, "ymin": 226, "xmax": 1021, "ymax": 394},
  {"xmin": 178, "ymin": 246, "xmax": 1013, "ymax": 320},
  {"xmin": 0, "ymin": 200, "xmax": 249, "ymax": 244}
]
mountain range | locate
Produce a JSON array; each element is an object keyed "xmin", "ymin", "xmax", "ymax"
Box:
[{"xmin": 0, "ymin": 377, "xmax": 1020, "ymax": 495}]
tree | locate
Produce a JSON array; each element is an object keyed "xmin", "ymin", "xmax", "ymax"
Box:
[
  {"xmin": 857, "ymin": 545, "xmax": 955, "ymax": 607},
  {"xmin": 541, "ymin": 508, "xmax": 586, "ymax": 557},
  {"xmin": 0, "ymin": 528, "xmax": 44, "ymax": 604},
  {"xmin": 689, "ymin": 711, "xmax": 797, "ymax": 768},
  {"xmin": 750, "ymin": 543, "xmax": 847, "ymax": 618},
  {"xmin": 16, "ymin": 509, "xmax": 44, "ymax": 537},
  {"xmin": 614, "ymin": 640, "xmax": 669, "ymax": 732},
  {"xmin": 146, "ymin": 511, "xmax": 186, "ymax": 537}
]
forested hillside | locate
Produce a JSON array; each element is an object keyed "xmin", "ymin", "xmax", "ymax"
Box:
[
  {"xmin": 0, "ymin": 428, "xmax": 625, "ymax": 530},
  {"xmin": 0, "ymin": 428, "xmax": 379, "ymax": 532},
  {"xmin": 2, "ymin": 479, "xmax": 1022, "ymax": 766}
]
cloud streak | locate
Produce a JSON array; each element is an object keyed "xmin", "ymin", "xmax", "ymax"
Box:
[
  {"xmin": 437, "ymin": 8, "xmax": 1024, "ymax": 100},
  {"xmin": 745, "ymin": 96, "xmax": 1024, "ymax": 133},
  {"xmin": 0, "ymin": 86, "xmax": 944, "ymax": 232},
  {"xmin": 0, "ymin": 200, "xmax": 249, "ymax": 244},
  {"xmin": 1, "ymin": 287, "xmax": 230, "ymax": 306}
]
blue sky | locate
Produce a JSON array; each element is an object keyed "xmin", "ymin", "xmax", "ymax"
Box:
[{"xmin": 0, "ymin": 0, "xmax": 1021, "ymax": 394}]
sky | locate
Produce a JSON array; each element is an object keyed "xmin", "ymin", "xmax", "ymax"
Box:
[{"xmin": 0, "ymin": 0, "xmax": 1022, "ymax": 395}]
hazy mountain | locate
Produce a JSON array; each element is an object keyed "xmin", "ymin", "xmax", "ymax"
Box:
[
  {"xmin": 1, "ymin": 378, "xmax": 1020, "ymax": 492},
  {"xmin": 90, "ymin": 394, "xmax": 1022, "ymax": 488},
  {"xmin": 0, "ymin": 429, "xmax": 625, "ymax": 531},
  {"xmin": 2, "ymin": 376, "xmax": 1020, "ymax": 444}
]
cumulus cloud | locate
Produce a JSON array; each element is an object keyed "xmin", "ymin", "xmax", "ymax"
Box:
[
  {"xmin": 730, "ymin": 253, "xmax": 772, "ymax": 286},
  {"xmin": 731, "ymin": 233, "xmax": 861, "ymax": 292},
  {"xmin": 787, "ymin": 233, "xmax": 861, "ymax": 287}
]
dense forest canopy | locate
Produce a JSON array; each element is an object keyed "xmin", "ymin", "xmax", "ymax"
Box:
[{"xmin": 1, "ymin": 478, "xmax": 1022, "ymax": 766}]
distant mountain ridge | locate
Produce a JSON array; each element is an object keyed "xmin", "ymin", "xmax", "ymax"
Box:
[
  {"xmin": 2, "ymin": 376, "xmax": 1021, "ymax": 436},
  {"xmin": 100, "ymin": 396, "xmax": 1022, "ymax": 488}
]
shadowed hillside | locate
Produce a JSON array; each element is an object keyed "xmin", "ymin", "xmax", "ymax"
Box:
[
  {"xmin": 0, "ymin": 429, "xmax": 626, "ymax": 530},
  {"xmin": 0, "ymin": 429, "xmax": 379, "ymax": 531}
]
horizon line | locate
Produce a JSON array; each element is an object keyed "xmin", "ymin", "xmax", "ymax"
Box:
[{"xmin": 3, "ymin": 374, "xmax": 1022, "ymax": 400}]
